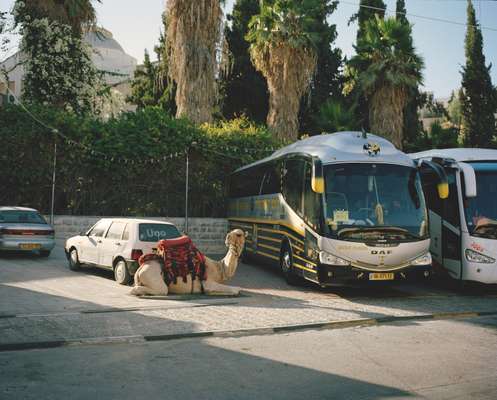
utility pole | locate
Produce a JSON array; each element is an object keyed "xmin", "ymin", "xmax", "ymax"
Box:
[
  {"xmin": 185, "ymin": 147, "xmax": 189, "ymax": 234},
  {"xmin": 50, "ymin": 132, "xmax": 58, "ymax": 225},
  {"xmin": 184, "ymin": 141, "xmax": 197, "ymax": 235}
]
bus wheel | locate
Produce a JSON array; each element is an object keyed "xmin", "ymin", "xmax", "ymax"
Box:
[{"xmin": 280, "ymin": 244, "xmax": 300, "ymax": 286}]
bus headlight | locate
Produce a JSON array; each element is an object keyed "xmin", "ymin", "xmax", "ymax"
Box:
[
  {"xmin": 319, "ymin": 251, "xmax": 350, "ymax": 266},
  {"xmin": 411, "ymin": 252, "xmax": 432, "ymax": 266},
  {"xmin": 465, "ymin": 249, "xmax": 495, "ymax": 264}
]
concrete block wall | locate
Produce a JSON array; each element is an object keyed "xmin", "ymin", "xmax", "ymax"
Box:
[{"xmin": 49, "ymin": 216, "xmax": 229, "ymax": 254}]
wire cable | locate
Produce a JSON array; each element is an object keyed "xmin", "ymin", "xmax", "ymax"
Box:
[
  {"xmin": 340, "ymin": 0, "xmax": 497, "ymax": 32},
  {"xmin": 1, "ymin": 83, "xmax": 275, "ymax": 164}
]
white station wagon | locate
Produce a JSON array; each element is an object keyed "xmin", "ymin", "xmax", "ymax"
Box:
[{"xmin": 64, "ymin": 218, "xmax": 182, "ymax": 284}]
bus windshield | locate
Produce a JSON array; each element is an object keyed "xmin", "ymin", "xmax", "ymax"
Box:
[
  {"xmin": 323, "ymin": 163, "xmax": 428, "ymax": 242},
  {"xmin": 464, "ymin": 163, "xmax": 497, "ymax": 239}
]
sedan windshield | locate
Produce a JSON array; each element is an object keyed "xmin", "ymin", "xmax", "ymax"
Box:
[
  {"xmin": 464, "ymin": 163, "xmax": 497, "ymax": 239},
  {"xmin": 324, "ymin": 164, "xmax": 428, "ymax": 242},
  {"xmin": 0, "ymin": 210, "xmax": 47, "ymax": 224}
]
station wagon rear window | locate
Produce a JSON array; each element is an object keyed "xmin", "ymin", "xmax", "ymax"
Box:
[
  {"xmin": 0, "ymin": 210, "xmax": 47, "ymax": 224},
  {"xmin": 138, "ymin": 224, "xmax": 181, "ymax": 242}
]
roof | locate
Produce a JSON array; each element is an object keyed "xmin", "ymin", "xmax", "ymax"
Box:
[
  {"xmin": 0, "ymin": 206, "xmax": 38, "ymax": 212},
  {"xmin": 237, "ymin": 131, "xmax": 415, "ymax": 172},
  {"xmin": 410, "ymin": 148, "xmax": 497, "ymax": 163},
  {"xmin": 84, "ymin": 30, "xmax": 125, "ymax": 53}
]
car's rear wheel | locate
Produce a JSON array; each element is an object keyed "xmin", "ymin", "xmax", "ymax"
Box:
[
  {"xmin": 68, "ymin": 248, "xmax": 81, "ymax": 271},
  {"xmin": 114, "ymin": 259, "xmax": 131, "ymax": 285},
  {"xmin": 39, "ymin": 250, "xmax": 51, "ymax": 257}
]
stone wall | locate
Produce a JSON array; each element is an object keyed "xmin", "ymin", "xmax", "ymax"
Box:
[{"xmin": 49, "ymin": 216, "xmax": 228, "ymax": 254}]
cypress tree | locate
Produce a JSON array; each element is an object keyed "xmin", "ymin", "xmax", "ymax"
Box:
[
  {"xmin": 396, "ymin": 0, "xmax": 423, "ymax": 149},
  {"xmin": 348, "ymin": 0, "xmax": 386, "ymax": 130},
  {"xmin": 395, "ymin": 0, "xmax": 408, "ymax": 25},
  {"xmin": 300, "ymin": 1, "xmax": 343, "ymax": 135},
  {"xmin": 128, "ymin": 14, "xmax": 176, "ymax": 113},
  {"xmin": 459, "ymin": 0, "xmax": 496, "ymax": 147},
  {"xmin": 221, "ymin": 0, "xmax": 268, "ymax": 123},
  {"xmin": 350, "ymin": 0, "xmax": 386, "ymax": 42}
]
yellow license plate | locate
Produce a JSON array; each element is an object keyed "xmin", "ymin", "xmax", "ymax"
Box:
[
  {"xmin": 19, "ymin": 243, "xmax": 42, "ymax": 250},
  {"xmin": 369, "ymin": 272, "xmax": 394, "ymax": 281}
]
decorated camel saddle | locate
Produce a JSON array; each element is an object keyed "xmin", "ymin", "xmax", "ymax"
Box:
[
  {"xmin": 130, "ymin": 229, "xmax": 246, "ymax": 297},
  {"xmin": 138, "ymin": 236, "xmax": 207, "ymax": 290}
]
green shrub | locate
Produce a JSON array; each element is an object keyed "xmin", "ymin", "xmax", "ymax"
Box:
[{"xmin": 0, "ymin": 105, "xmax": 279, "ymax": 217}]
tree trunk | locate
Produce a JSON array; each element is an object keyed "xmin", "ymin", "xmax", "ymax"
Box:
[
  {"xmin": 266, "ymin": 73, "xmax": 300, "ymax": 142},
  {"xmin": 369, "ymin": 85, "xmax": 407, "ymax": 149},
  {"xmin": 252, "ymin": 44, "xmax": 316, "ymax": 142},
  {"xmin": 166, "ymin": 0, "xmax": 222, "ymax": 124}
]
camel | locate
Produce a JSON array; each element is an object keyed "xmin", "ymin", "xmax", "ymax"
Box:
[{"xmin": 130, "ymin": 229, "xmax": 246, "ymax": 297}]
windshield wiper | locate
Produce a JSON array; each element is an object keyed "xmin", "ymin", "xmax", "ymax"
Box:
[
  {"xmin": 337, "ymin": 226, "xmax": 421, "ymax": 242},
  {"xmin": 473, "ymin": 221, "xmax": 497, "ymax": 238}
]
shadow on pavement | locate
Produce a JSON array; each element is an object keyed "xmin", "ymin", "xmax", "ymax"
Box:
[
  {"xmin": 0, "ymin": 267, "xmax": 413, "ymax": 399},
  {"xmin": 2, "ymin": 246, "xmax": 497, "ymax": 337},
  {"xmin": 0, "ymin": 335, "xmax": 413, "ymax": 400}
]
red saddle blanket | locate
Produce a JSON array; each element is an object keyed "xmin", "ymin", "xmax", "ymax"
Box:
[{"xmin": 139, "ymin": 236, "xmax": 207, "ymax": 285}]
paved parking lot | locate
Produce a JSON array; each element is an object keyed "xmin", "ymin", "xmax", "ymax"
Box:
[{"xmin": 1, "ymin": 240, "xmax": 496, "ymax": 350}]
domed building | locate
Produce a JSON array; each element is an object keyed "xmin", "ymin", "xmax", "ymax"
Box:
[
  {"xmin": 85, "ymin": 27, "xmax": 137, "ymax": 86},
  {"xmin": 0, "ymin": 27, "xmax": 137, "ymax": 110}
]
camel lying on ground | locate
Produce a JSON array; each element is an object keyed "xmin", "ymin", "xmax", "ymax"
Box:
[{"xmin": 130, "ymin": 229, "xmax": 246, "ymax": 296}]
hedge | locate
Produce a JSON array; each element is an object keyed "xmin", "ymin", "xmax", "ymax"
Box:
[{"xmin": 0, "ymin": 105, "xmax": 278, "ymax": 217}]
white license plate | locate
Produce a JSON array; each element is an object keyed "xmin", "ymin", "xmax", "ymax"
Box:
[
  {"xmin": 19, "ymin": 243, "xmax": 42, "ymax": 250},
  {"xmin": 369, "ymin": 272, "xmax": 394, "ymax": 281}
]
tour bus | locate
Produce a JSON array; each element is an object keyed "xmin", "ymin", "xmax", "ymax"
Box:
[
  {"xmin": 227, "ymin": 131, "xmax": 448, "ymax": 286},
  {"xmin": 411, "ymin": 149, "xmax": 497, "ymax": 284}
]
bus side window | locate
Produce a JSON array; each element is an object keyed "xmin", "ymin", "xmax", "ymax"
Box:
[
  {"xmin": 260, "ymin": 162, "xmax": 281, "ymax": 195},
  {"xmin": 303, "ymin": 161, "xmax": 322, "ymax": 231},
  {"xmin": 444, "ymin": 169, "xmax": 461, "ymax": 228},
  {"xmin": 420, "ymin": 169, "xmax": 442, "ymax": 216},
  {"xmin": 283, "ymin": 158, "xmax": 305, "ymax": 214}
]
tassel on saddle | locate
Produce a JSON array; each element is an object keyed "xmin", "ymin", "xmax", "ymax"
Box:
[{"xmin": 156, "ymin": 236, "xmax": 207, "ymax": 287}]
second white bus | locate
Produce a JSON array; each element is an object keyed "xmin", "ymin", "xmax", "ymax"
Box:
[{"xmin": 412, "ymin": 148, "xmax": 497, "ymax": 284}]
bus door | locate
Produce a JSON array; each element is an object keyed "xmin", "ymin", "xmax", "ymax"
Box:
[
  {"xmin": 441, "ymin": 168, "xmax": 463, "ymax": 279},
  {"xmin": 419, "ymin": 169, "xmax": 443, "ymax": 265}
]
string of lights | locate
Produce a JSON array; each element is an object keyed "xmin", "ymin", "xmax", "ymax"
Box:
[{"xmin": 3, "ymin": 85, "xmax": 277, "ymax": 165}]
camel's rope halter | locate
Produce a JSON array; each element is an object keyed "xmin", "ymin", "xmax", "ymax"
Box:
[
  {"xmin": 217, "ymin": 240, "xmax": 242, "ymax": 282},
  {"xmin": 228, "ymin": 240, "xmax": 243, "ymax": 258}
]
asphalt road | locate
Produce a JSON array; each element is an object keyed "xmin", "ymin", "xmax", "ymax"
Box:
[
  {"xmin": 1, "ymin": 316, "xmax": 496, "ymax": 400},
  {"xmin": 1, "ymin": 242, "xmax": 497, "ymax": 399}
]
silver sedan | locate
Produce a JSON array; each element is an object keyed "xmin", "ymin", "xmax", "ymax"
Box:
[{"xmin": 0, "ymin": 207, "xmax": 55, "ymax": 257}]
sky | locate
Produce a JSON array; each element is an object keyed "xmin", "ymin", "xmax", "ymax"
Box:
[{"xmin": 1, "ymin": 0, "xmax": 497, "ymax": 99}]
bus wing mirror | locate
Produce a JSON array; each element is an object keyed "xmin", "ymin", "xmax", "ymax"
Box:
[
  {"xmin": 311, "ymin": 159, "xmax": 324, "ymax": 194},
  {"xmin": 459, "ymin": 162, "xmax": 477, "ymax": 198},
  {"xmin": 417, "ymin": 159, "xmax": 449, "ymax": 200}
]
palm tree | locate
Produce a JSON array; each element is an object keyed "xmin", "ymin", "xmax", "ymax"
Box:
[
  {"xmin": 165, "ymin": 0, "xmax": 223, "ymax": 124},
  {"xmin": 246, "ymin": 0, "xmax": 329, "ymax": 141},
  {"xmin": 349, "ymin": 16, "xmax": 423, "ymax": 149},
  {"xmin": 316, "ymin": 99, "xmax": 359, "ymax": 133},
  {"xmin": 18, "ymin": 0, "xmax": 100, "ymax": 36}
]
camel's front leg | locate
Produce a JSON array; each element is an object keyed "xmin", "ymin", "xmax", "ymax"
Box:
[{"xmin": 202, "ymin": 280, "xmax": 241, "ymax": 296}]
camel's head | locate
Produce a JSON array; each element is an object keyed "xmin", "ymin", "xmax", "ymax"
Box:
[{"xmin": 225, "ymin": 229, "xmax": 246, "ymax": 256}]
